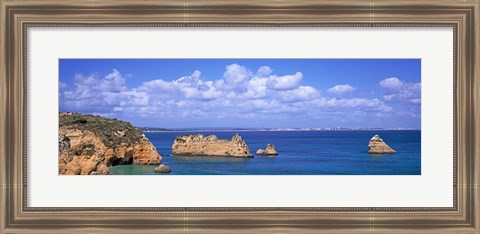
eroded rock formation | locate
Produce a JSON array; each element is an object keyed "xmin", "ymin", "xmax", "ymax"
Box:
[
  {"xmin": 368, "ymin": 134, "xmax": 397, "ymax": 154},
  {"xmin": 154, "ymin": 164, "xmax": 172, "ymax": 173},
  {"xmin": 172, "ymin": 133, "xmax": 253, "ymax": 157},
  {"xmin": 58, "ymin": 113, "xmax": 167, "ymax": 175},
  {"xmin": 256, "ymin": 144, "xmax": 278, "ymax": 156}
]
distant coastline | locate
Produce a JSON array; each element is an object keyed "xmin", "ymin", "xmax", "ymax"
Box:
[{"xmin": 138, "ymin": 127, "xmax": 420, "ymax": 133}]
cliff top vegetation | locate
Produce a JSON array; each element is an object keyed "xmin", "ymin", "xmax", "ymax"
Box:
[{"xmin": 59, "ymin": 113, "xmax": 143, "ymax": 148}]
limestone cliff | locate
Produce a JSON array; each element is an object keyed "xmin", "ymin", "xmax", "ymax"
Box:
[
  {"xmin": 368, "ymin": 134, "xmax": 397, "ymax": 154},
  {"xmin": 172, "ymin": 133, "xmax": 253, "ymax": 157},
  {"xmin": 59, "ymin": 113, "xmax": 165, "ymax": 175}
]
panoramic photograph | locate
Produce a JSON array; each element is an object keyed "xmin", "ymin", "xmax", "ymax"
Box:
[{"xmin": 58, "ymin": 59, "xmax": 421, "ymax": 175}]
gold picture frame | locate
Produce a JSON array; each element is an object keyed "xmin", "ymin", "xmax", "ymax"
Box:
[{"xmin": 1, "ymin": 0, "xmax": 479, "ymax": 233}]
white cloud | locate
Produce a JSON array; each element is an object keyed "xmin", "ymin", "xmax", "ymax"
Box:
[
  {"xmin": 136, "ymin": 65, "xmax": 305, "ymax": 102},
  {"xmin": 63, "ymin": 85, "xmax": 94, "ymax": 100},
  {"xmin": 138, "ymin": 71, "xmax": 224, "ymax": 101},
  {"xmin": 247, "ymin": 99, "xmax": 274, "ymax": 110},
  {"xmin": 242, "ymin": 77, "xmax": 269, "ymax": 99},
  {"xmin": 59, "ymin": 81, "xmax": 68, "ymax": 91},
  {"xmin": 60, "ymin": 65, "xmax": 412, "ymax": 126},
  {"xmin": 312, "ymin": 98, "xmax": 392, "ymax": 112},
  {"xmin": 66, "ymin": 69, "xmax": 128, "ymax": 101},
  {"xmin": 175, "ymin": 70, "xmax": 201, "ymax": 86},
  {"xmin": 175, "ymin": 72, "xmax": 223, "ymax": 101},
  {"xmin": 118, "ymin": 91, "xmax": 150, "ymax": 106},
  {"xmin": 380, "ymin": 77, "xmax": 404, "ymax": 90},
  {"xmin": 137, "ymin": 79, "xmax": 175, "ymax": 94},
  {"xmin": 223, "ymin": 64, "xmax": 251, "ymax": 89},
  {"xmin": 327, "ymin": 84, "xmax": 356, "ymax": 96},
  {"xmin": 268, "ymin": 72, "xmax": 303, "ymax": 90},
  {"xmin": 60, "ymin": 69, "xmax": 146, "ymax": 112},
  {"xmin": 182, "ymin": 86, "xmax": 223, "ymax": 101},
  {"xmin": 73, "ymin": 69, "xmax": 127, "ymax": 93},
  {"xmin": 256, "ymin": 66, "xmax": 273, "ymax": 76},
  {"xmin": 410, "ymin": 99, "xmax": 421, "ymax": 104},
  {"xmin": 280, "ymin": 86, "xmax": 320, "ymax": 102},
  {"xmin": 100, "ymin": 69, "xmax": 127, "ymax": 92},
  {"xmin": 379, "ymin": 77, "xmax": 421, "ymax": 104}
]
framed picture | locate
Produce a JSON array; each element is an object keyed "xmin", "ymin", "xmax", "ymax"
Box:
[{"xmin": 1, "ymin": 0, "xmax": 479, "ymax": 233}]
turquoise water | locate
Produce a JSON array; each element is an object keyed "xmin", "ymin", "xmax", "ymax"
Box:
[{"xmin": 109, "ymin": 130, "xmax": 421, "ymax": 175}]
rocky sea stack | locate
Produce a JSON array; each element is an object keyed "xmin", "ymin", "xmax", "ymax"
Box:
[
  {"xmin": 256, "ymin": 144, "xmax": 278, "ymax": 156},
  {"xmin": 172, "ymin": 133, "xmax": 253, "ymax": 157},
  {"xmin": 154, "ymin": 164, "xmax": 172, "ymax": 173},
  {"xmin": 368, "ymin": 134, "xmax": 397, "ymax": 154},
  {"xmin": 58, "ymin": 113, "xmax": 168, "ymax": 175}
]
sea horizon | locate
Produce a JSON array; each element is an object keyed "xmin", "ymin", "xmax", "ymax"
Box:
[{"xmin": 137, "ymin": 127, "xmax": 420, "ymax": 133}]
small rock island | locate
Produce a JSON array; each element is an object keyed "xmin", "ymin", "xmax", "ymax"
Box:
[
  {"xmin": 154, "ymin": 164, "xmax": 172, "ymax": 173},
  {"xmin": 256, "ymin": 144, "xmax": 279, "ymax": 156},
  {"xmin": 368, "ymin": 134, "xmax": 397, "ymax": 154},
  {"xmin": 58, "ymin": 113, "xmax": 170, "ymax": 175},
  {"xmin": 172, "ymin": 133, "xmax": 253, "ymax": 157}
]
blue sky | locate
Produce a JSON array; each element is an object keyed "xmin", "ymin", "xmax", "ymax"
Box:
[{"xmin": 59, "ymin": 59, "xmax": 421, "ymax": 129}]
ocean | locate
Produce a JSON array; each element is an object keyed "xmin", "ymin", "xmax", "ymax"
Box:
[{"xmin": 109, "ymin": 130, "xmax": 421, "ymax": 175}]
